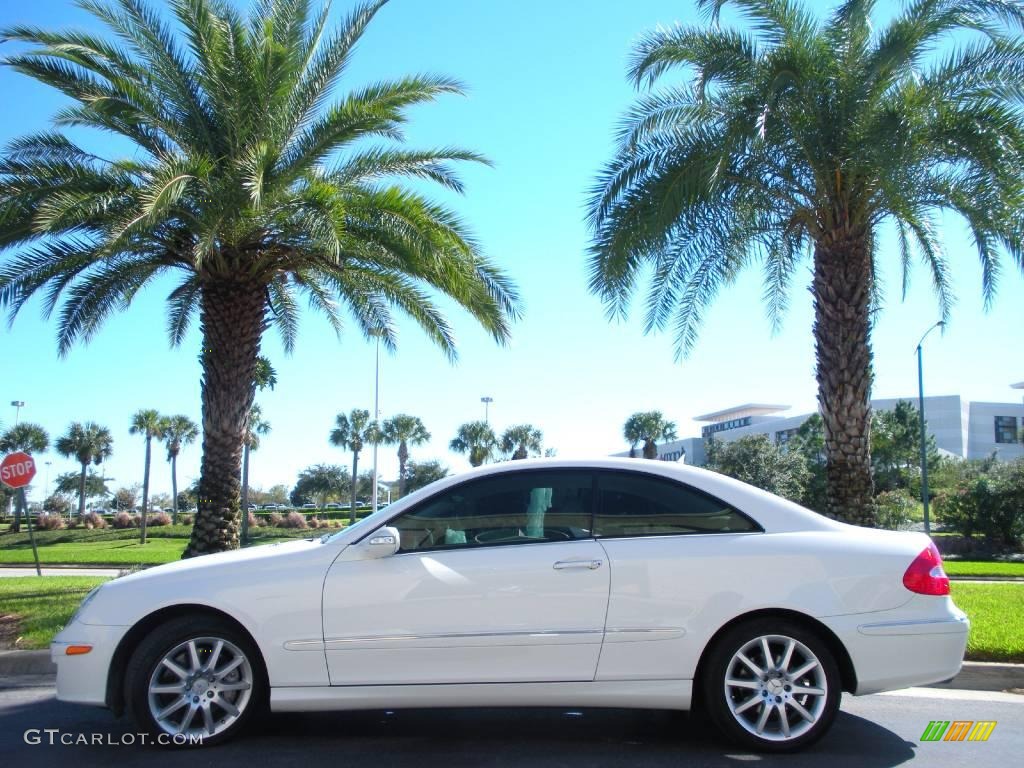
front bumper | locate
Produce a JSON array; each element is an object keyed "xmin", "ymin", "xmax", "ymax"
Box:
[{"xmin": 51, "ymin": 621, "xmax": 129, "ymax": 707}]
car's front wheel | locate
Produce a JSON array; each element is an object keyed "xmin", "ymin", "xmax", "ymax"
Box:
[
  {"xmin": 702, "ymin": 618, "xmax": 841, "ymax": 752},
  {"xmin": 125, "ymin": 615, "xmax": 265, "ymax": 747}
]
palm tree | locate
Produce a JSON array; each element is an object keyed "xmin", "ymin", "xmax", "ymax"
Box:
[
  {"xmin": 380, "ymin": 414, "xmax": 431, "ymax": 498},
  {"xmin": 159, "ymin": 414, "xmax": 198, "ymax": 524},
  {"xmin": 500, "ymin": 424, "xmax": 543, "ymax": 460},
  {"xmin": 55, "ymin": 422, "xmax": 113, "ymax": 517},
  {"xmin": 450, "ymin": 421, "xmax": 497, "ymax": 467},
  {"xmin": 588, "ymin": 0, "xmax": 1024, "ymax": 525},
  {"xmin": 130, "ymin": 409, "xmax": 163, "ymax": 544},
  {"xmin": 0, "ymin": 0, "xmax": 521, "ymax": 557},
  {"xmin": 330, "ymin": 409, "xmax": 374, "ymax": 525},
  {"xmin": 0, "ymin": 422, "xmax": 49, "ymax": 531},
  {"xmin": 623, "ymin": 412, "xmax": 676, "ymax": 460},
  {"xmin": 241, "ymin": 404, "xmax": 271, "ymax": 543}
]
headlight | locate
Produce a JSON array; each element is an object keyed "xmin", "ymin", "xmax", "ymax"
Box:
[{"xmin": 68, "ymin": 585, "xmax": 103, "ymax": 625}]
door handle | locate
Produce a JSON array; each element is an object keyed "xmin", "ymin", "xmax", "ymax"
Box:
[{"xmin": 553, "ymin": 559, "xmax": 603, "ymax": 570}]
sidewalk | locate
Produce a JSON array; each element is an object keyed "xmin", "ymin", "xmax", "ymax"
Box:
[{"xmin": 0, "ymin": 567, "xmax": 122, "ymax": 578}]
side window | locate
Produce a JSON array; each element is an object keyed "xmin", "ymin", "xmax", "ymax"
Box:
[
  {"xmin": 392, "ymin": 471, "xmax": 594, "ymax": 554},
  {"xmin": 595, "ymin": 472, "xmax": 758, "ymax": 538}
]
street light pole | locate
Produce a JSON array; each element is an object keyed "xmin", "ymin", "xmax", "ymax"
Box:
[
  {"xmin": 10, "ymin": 400, "xmax": 24, "ymax": 426},
  {"xmin": 372, "ymin": 332, "xmax": 381, "ymax": 516},
  {"xmin": 916, "ymin": 320, "xmax": 944, "ymax": 537},
  {"xmin": 44, "ymin": 461, "xmax": 52, "ymax": 510},
  {"xmin": 481, "ymin": 396, "xmax": 493, "ymax": 424}
]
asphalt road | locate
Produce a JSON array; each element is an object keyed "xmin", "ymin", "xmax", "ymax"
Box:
[{"xmin": 0, "ymin": 678, "xmax": 1020, "ymax": 768}]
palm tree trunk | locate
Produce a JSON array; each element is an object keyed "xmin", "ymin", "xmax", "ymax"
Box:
[
  {"xmin": 78, "ymin": 463, "xmax": 87, "ymax": 517},
  {"xmin": 350, "ymin": 452, "xmax": 359, "ymax": 525},
  {"xmin": 140, "ymin": 435, "xmax": 151, "ymax": 545},
  {"xmin": 813, "ymin": 234, "xmax": 876, "ymax": 526},
  {"xmin": 513, "ymin": 446, "xmax": 527, "ymax": 460},
  {"xmin": 241, "ymin": 442, "xmax": 250, "ymax": 545},
  {"xmin": 643, "ymin": 440, "xmax": 657, "ymax": 459},
  {"xmin": 184, "ymin": 280, "xmax": 265, "ymax": 558},
  {"xmin": 398, "ymin": 441, "xmax": 408, "ymax": 498},
  {"xmin": 10, "ymin": 495, "xmax": 20, "ymax": 533},
  {"xmin": 170, "ymin": 453, "xmax": 179, "ymax": 525}
]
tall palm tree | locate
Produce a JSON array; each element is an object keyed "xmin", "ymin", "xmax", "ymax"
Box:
[
  {"xmin": 450, "ymin": 421, "xmax": 497, "ymax": 467},
  {"xmin": 330, "ymin": 409, "xmax": 374, "ymax": 524},
  {"xmin": 159, "ymin": 414, "xmax": 198, "ymax": 524},
  {"xmin": 0, "ymin": 422, "xmax": 49, "ymax": 531},
  {"xmin": 55, "ymin": 422, "xmax": 113, "ymax": 517},
  {"xmin": 130, "ymin": 409, "xmax": 163, "ymax": 544},
  {"xmin": 500, "ymin": 424, "xmax": 543, "ymax": 460},
  {"xmin": 0, "ymin": 0, "xmax": 520, "ymax": 557},
  {"xmin": 588, "ymin": 0, "xmax": 1024, "ymax": 524},
  {"xmin": 380, "ymin": 414, "xmax": 430, "ymax": 498},
  {"xmin": 623, "ymin": 412, "xmax": 676, "ymax": 460},
  {"xmin": 241, "ymin": 404, "xmax": 270, "ymax": 543}
]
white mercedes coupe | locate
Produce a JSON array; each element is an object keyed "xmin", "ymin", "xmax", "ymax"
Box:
[{"xmin": 52, "ymin": 458, "xmax": 968, "ymax": 751}]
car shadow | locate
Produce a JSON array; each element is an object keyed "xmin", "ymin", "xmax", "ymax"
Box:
[{"xmin": 0, "ymin": 695, "xmax": 917, "ymax": 768}]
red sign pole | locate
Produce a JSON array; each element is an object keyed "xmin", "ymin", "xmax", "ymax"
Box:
[{"xmin": 1, "ymin": 452, "xmax": 42, "ymax": 576}]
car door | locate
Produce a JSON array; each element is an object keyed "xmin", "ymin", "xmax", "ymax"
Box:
[
  {"xmin": 592, "ymin": 469, "xmax": 762, "ymax": 682},
  {"xmin": 322, "ymin": 469, "xmax": 609, "ymax": 686}
]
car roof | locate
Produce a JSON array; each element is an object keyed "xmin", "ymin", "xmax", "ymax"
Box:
[{"xmin": 372, "ymin": 457, "xmax": 843, "ymax": 535}]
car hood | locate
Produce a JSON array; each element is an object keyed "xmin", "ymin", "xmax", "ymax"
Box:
[{"xmin": 75, "ymin": 538, "xmax": 331, "ymax": 626}]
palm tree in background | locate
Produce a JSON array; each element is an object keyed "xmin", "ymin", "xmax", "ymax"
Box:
[
  {"xmin": 450, "ymin": 421, "xmax": 497, "ymax": 467},
  {"xmin": 0, "ymin": 422, "xmax": 49, "ymax": 531},
  {"xmin": 0, "ymin": 0, "xmax": 520, "ymax": 557},
  {"xmin": 241, "ymin": 404, "xmax": 271, "ymax": 543},
  {"xmin": 55, "ymin": 422, "xmax": 113, "ymax": 517},
  {"xmin": 623, "ymin": 412, "xmax": 677, "ymax": 460},
  {"xmin": 588, "ymin": 0, "xmax": 1024, "ymax": 524},
  {"xmin": 380, "ymin": 414, "xmax": 431, "ymax": 498},
  {"xmin": 159, "ymin": 414, "xmax": 198, "ymax": 524},
  {"xmin": 500, "ymin": 424, "xmax": 543, "ymax": 460},
  {"xmin": 130, "ymin": 409, "xmax": 163, "ymax": 544},
  {"xmin": 330, "ymin": 409, "xmax": 374, "ymax": 525}
]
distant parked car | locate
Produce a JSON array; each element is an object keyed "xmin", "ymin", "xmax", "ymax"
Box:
[
  {"xmin": 301, "ymin": 503, "xmax": 316, "ymax": 510},
  {"xmin": 246, "ymin": 504, "xmax": 258, "ymax": 512},
  {"xmin": 325, "ymin": 502, "xmax": 342, "ymax": 509}
]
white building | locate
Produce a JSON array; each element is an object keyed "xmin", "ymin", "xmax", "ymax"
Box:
[{"xmin": 615, "ymin": 396, "xmax": 1024, "ymax": 467}]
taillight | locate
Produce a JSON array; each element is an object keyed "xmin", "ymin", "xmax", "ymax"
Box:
[{"xmin": 903, "ymin": 542, "xmax": 950, "ymax": 595}]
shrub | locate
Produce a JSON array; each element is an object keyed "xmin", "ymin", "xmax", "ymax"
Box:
[
  {"xmin": 280, "ymin": 511, "xmax": 308, "ymax": 529},
  {"xmin": 112, "ymin": 511, "xmax": 135, "ymax": 529},
  {"xmin": 35, "ymin": 513, "xmax": 65, "ymax": 531},
  {"xmin": 247, "ymin": 512, "xmax": 261, "ymax": 529},
  {"xmin": 179, "ymin": 513, "xmax": 194, "ymax": 526},
  {"xmin": 936, "ymin": 459, "xmax": 1024, "ymax": 549},
  {"xmin": 148, "ymin": 511, "xmax": 172, "ymax": 527},
  {"xmin": 268, "ymin": 512, "xmax": 283, "ymax": 527},
  {"xmin": 81, "ymin": 511, "xmax": 107, "ymax": 529},
  {"xmin": 874, "ymin": 489, "xmax": 916, "ymax": 530}
]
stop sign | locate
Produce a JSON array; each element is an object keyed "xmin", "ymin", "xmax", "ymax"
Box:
[{"xmin": 0, "ymin": 452, "xmax": 36, "ymax": 489}]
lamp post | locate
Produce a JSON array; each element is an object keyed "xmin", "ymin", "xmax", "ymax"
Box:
[
  {"xmin": 10, "ymin": 400, "xmax": 24, "ymax": 426},
  {"xmin": 481, "ymin": 396, "xmax": 493, "ymax": 424},
  {"xmin": 916, "ymin": 320, "xmax": 944, "ymax": 536},
  {"xmin": 371, "ymin": 330, "xmax": 382, "ymax": 516},
  {"xmin": 44, "ymin": 461, "xmax": 52, "ymax": 510}
]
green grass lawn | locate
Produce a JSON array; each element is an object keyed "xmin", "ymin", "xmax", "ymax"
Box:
[
  {"xmin": 0, "ymin": 576, "xmax": 108, "ymax": 649},
  {"xmin": 944, "ymin": 560, "xmax": 1024, "ymax": 578},
  {"xmin": 0, "ymin": 526, "xmax": 323, "ymax": 565},
  {"xmin": 951, "ymin": 582, "xmax": 1024, "ymax": 663}
]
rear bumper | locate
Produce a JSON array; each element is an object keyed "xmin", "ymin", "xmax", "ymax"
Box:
[
  {"xmin": 822, "ymin": 596, "xmax": 969, "ymax": 695},
  {"xmin": 51, "ymin": 621, "xmax": 128, "ymax": 707}
]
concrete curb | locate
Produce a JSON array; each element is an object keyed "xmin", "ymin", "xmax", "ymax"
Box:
[
  {"xmin": 0, "ymin": 652, "xmax": 1021, "ymax": 693},
  {"xmin": 0, "ymin": 650, "xmax": 54, "ymax": 676}
]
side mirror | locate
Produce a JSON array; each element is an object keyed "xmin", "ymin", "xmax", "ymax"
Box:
[{"xmin": 360, "ymin": 526, "xmax": 400, "ymax": 559}]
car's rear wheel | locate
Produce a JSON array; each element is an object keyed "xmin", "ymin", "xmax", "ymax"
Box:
[
  {"xmin": 702, "ymin": 618, "xmax": 840, "ymax": 752},
  {"xmin": 125, "ymin": 615, "xmax": 265, "ymax": 747}
]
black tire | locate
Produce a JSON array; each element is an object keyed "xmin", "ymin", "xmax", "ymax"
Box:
[
  {"xmin": 701, "ymin": 618, "xmax": 841, "ymax": 753},
  {"xmin": 124, "ymin": 615, "xmax": 267, "ymax": 748}
]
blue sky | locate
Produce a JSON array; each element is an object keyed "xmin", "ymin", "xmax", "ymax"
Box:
[{"xmin": 1, "ymin": 0, "xmax": 1022, "ymax": 502}]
